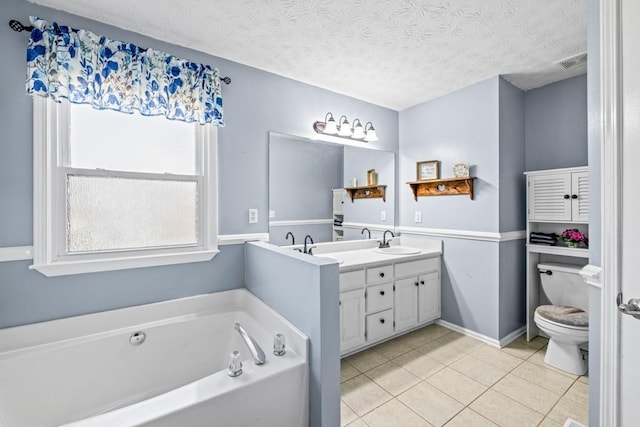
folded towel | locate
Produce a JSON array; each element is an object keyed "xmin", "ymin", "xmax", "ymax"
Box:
[
  {"xmin": 530, "ymin": 239, "xmax": 555, "ymax": 246},
  {"xmin": 530, "ymin": 232, "xmax": 558, "ymax": 239}
]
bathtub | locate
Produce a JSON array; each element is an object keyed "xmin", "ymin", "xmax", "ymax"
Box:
[{"xmin": 0, "ymin": 289, "xmax": 308, "ymax": 427}]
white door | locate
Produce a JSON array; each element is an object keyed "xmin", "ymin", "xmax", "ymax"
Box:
[
  {"xmin": 339, "ymin": 289, "xmax": 365, "ymax": 352},
  {"xmin": 394, "ymin": 277, "xmax": 418, "ymax": 331},
  {"xmin": 619, "ymin": 0, "xmax": 640, "ymax": 424}
]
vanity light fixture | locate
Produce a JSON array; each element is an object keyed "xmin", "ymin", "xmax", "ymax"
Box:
[
  {"xmin": 313, "ymin": 112, "xmax": 378, "ymax": 142},
  {"xmin": 337, "ymin": 115, "xmax": 352, "ymax": 137}
]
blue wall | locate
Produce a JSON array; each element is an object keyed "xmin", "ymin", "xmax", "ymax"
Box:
[
  {"xmin": 524, "ymin": 74, "xmax": 588, "ymax": 172},
  {"xmin": 399, "ymin": 76, "xmax": 526, "ymax": 341},
  {"xmin": 0, "ymin": 0, "xmax": 397, "ymax": 328},
  {"xmin": 245, "ymin": 242, "xmax": 340, "ymax": 427}
]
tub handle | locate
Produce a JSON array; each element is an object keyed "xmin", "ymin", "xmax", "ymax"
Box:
[{"xmin": 235, "ymin": 323, "xmax": 266, "ymax": 365}]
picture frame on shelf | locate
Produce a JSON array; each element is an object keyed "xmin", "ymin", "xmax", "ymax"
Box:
[{"xmin": 416, "ymin": 160, "xmax": 439, "ymax": 181}]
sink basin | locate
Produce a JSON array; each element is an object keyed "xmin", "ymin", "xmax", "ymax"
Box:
[{"xmin": 375, "ymin": 247, "xmax": 421, "ymax": 255}]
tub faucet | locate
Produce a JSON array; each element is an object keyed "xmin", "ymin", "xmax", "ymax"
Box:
[
  {"xmin": 379, "ymin": 230, "xmax": 395, "ymax": 248},
  {"xmin": 234, "ymin": 323, "xmax": 266, "ymax": 365},
  {"xmin": 285, "ymin": 231, "xmax": 295, "ymax": 245},
  {"xmin": 303, "ymin": 235, "xmax": 314, "ymax": 254},
  {"xmin": 361, "ymin": 227, "xmax": 371, "ymax": 239}
]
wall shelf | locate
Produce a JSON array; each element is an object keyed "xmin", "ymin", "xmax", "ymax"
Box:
[
  {"xmin": 344, "ymin": 185, "xmax": 386, "ymax": 202},
  {"xmin": 406, "ymin": 177, "xmax": 475, "ymax": 201}
]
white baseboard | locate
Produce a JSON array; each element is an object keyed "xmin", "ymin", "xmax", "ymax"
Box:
[{"xmin": 435, "ymin": 319, "xmax": 526, "ymax": 348}]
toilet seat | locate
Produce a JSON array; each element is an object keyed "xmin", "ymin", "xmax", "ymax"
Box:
[{"xmin": 534, "ymin": 305, "xmax": 588, "ymax": 329}]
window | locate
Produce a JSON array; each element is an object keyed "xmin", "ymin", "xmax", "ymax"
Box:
[{"xmin": 32, "ymin": 97, "xmax": 218, "ymax": 276}]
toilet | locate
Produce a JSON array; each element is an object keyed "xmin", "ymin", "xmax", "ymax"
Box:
[{"xmin": 534, "ymin": 262, "xmax": 588, "ymax": 375}]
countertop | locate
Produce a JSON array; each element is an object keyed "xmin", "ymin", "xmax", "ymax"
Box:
[{"xmin": 315, "ymin": 246, "xmax": 441, "ymax": 271}]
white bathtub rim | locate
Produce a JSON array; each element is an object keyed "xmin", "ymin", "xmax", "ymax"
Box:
[
  {"xmin": 62, "ymin": 356, "xmax": 308, "ymax": 426},
  {"xmin": 0, "ymin": 288, "xmax": 308, "ymax": 357}
]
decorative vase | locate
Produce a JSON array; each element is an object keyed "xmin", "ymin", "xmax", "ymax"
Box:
[{"xmin": 566, "ymin": 241, "xmax": 581, "ymax": 248}]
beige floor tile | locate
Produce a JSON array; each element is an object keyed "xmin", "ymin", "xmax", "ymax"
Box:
[
  {"xmin": 362, "ymin": 399, "xmax": 432, "ymax": 427},
  {"xmin": 511, "ymin": 361, "xmax": 575, "ymax": 394},
  {"xmin": 418, "ymin": 323, "xmax": 453, "ymax": 342},
  {"xmin": 492, "ymin": 374, "xmax": 563, "ymax": 414},
  {"xmin": 345, "ymin": 348, "xmax": 388, "ymax": 373},
  {"xmin": 417, "ymin": 336, "xmax": 469, "ymax": 365},
  {"xmin": 398, "ymin": 382, "xmax": 464, "ymax": 427},
  {"xmin": 395, "ymin": 329, "xmax": 436, "ymax": 348},
  {"xmin": 501, "ymin": 339, "xmax": 539, "ymax": 359},
  {"xmin": 529, "ymin": 347, "xmax": 579, "ymax": 379},
  {"xmin": 450, "ymin": 355, "xmax": 508, "ymax": 386},
  {"xmin": 426, "ymin": 367, "xmax": 488, "ymax": 405},
  {"xmin": 547, "ymin": 395, "xmax": 589, "ymax": 426},
  {"xmin": 470, "ymin": 344, "xmax": 523, "ymax": 371},
  {"xmin": 525, "ymin": 335, "xmax": 549, "ymax": 349},
  {"xmin": 538, "ymin": 417, "xmax": 564, "ymax": 427},
  {"xmin": 444, "ymin": 408, "xmax": 497, "ymax": 426},
  {"xmin": 578, "ymin": 374, "xmax": 589, "ymax": 384},
  {"xmin": 365, "ymin": 361, "xmax": 421, "ymax": 396},
  {"xmin": 342, "ymin": 360, "xmax": 361, "ymax": 383},
  {"xmin": 341, "ymin": 374, "xmax": 393, "ymax": 417},
  {"xmin": 372, "ymin": 338, "xmax": 413, "ymax": 360},
  {"xmin": 394, "ymin": 350, "xmax": 446, "ymax": 379},
  {"xmin": 341, "ymin": 401, "xmax": 359, "ymax": 427},
  {"xmin": 346, "ymin": 419, "xmax": 368, "ymax": 427},
  {"xmin": 564, "ymin": 381, "xmax": 589, "ymax": 408},
  {"xmin": 470, "ymin": 389, "xmax": 544, "ymax": 427}
]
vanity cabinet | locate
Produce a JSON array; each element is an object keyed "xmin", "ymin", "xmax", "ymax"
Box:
[
  {"xmin": 339, "ymin": 255, "xmax": 441, "ymax": 355},
  {"xmin": 339, "ymin": 289, "xmax": 366, "ymax": 352}
]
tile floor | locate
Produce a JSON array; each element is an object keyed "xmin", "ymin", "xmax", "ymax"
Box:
[{"xmin": 341, "ymin": 324, "xmax": 589, "ymax": 427}]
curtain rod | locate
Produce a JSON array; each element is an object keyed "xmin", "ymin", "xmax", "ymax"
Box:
[{"xmin": 8, "ymin": 19, "xmax": 231, "ymax": 84}]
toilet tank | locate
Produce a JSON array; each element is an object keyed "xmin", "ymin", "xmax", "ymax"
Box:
[{"xmin": 537, "ymin": 262, "xmax": 588, "ymax": 311}]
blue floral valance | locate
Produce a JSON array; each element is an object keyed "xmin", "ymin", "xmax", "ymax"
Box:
[{"xmin": 26, "ymin": 16, "xmax": 224, "ymax": 126}]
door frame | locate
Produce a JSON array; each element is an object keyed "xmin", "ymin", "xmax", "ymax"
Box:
[{"xmin": 600, "ymin": 0, "xmax": 622, "ymax": 425}]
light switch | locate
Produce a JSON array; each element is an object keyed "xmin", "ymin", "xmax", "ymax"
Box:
[
  {"xmin": 414, "ymin": 211, "xmax": 422, "ymax": 223},
  {"xmin": 380, "ymin": 210, "xmax": 386, "ymax": 221},
  {"xmin": 249, "ymin": 209, "xmax": 258, "ymax": 224}
]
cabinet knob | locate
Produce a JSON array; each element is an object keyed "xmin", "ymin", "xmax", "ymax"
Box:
[
  {"xmin": 571, "ymin": 194, "xmax": 578, "ymax": 199},
  {"xmin": 379, "ymin": 272, "xmax": 385, "ymax": 278},
  {"xmin": 564, "ymin": 194, "xmax": 570, "ymax": 199},
  {"xmin": 380, "ymin": 290, "xmax": 385, "ymax": 296},
  {"xmin": 420, "ymin": 280, "xmax": 425, "ymax": 285},
  {"xmin": 379, "ymin": 318, "xmax": 385, "ymax": 324},
  {"xmin": 415, "ymin": 282, "xmax": 419, "ymax": 287}
]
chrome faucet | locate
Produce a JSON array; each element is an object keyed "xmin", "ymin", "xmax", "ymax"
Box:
[
  {"xmin": 361, "ymin": 227, "xmax": 371, "ymax": 239},
  {"xmin": 379, "ymin": 230, "xmax": 395, "ymax": 248},
  {"xmin": 303, "ymin": 235, "xmax": 315, "ymax": 254},
  {"xmin": 285, "ymin": 231, "xmax": 295, "ymax": 245},
  {"xmin": 234, "ymin": 323, "xmax": 266, "ymax": 365}
]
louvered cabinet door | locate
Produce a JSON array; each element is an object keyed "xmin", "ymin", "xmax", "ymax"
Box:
[
  {"xmin": 528, "ymin": 173, "xmax": 572, "ymax": 221},
  {"xmin": 571, "ymin": 171, "xmax": 589, "ymax": 222}
]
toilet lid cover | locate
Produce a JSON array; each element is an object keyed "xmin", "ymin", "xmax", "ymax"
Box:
[{"xmin": 535, "ymin": 305, "xmax": 589, "ymax": 328}]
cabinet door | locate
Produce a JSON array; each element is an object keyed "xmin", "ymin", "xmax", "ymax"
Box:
[
  {"xmin": 571, "ymin": 171, "xmax": 589, "ymax": 222},
  {"xmin": 418, "ymin": 271, "xmax": 440, "ymax": 323},
  {"xmin": 394, "ymin": 277, "xmax": 418, "ymax": 332},
  {"xmin": 340, "ymin": 289, "xmax": 365, "ymax": 352},
  {"xmin": 528, "ymin": 173, "xmax": 572, "ymax": 221}
]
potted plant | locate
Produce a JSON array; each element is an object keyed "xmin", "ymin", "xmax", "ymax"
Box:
[{"xmin": 560, "ymin": 229, "xmax": 588, "ymax": 248}]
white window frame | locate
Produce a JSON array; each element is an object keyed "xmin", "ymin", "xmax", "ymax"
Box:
[{"xmin": 31, "ymin": 97, "xmax": 219, "ymax": 276}]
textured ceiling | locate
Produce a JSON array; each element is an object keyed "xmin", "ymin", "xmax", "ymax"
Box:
[{"xmin": 27, "ymin": 0, "xmax": 587, "ymax": 111}]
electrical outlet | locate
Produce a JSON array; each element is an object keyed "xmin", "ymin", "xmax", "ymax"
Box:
[
  {"xmin": 269, "ymin": 210, "xmax": 275, "ymax": 218},
  {"xmin": 380, "ymin": 210, "xmax": 386, "ymax": 221},
  {"xmin": 414, "ymin": 211, "xmax": 422, "ymax": 223},
  {"xmin": 249, "ymin": 209, "xmax": 258, "ymax": 224}
]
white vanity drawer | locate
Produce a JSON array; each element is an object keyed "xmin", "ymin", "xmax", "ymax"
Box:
[
  {"xmin": 366, "ymin": 265, "xmax": 393, "ymax": 284},
  {"xmin": 366, "ymin": 309, "xmax": 394, "ymax": 342},
  {"xmin": 395, "ymin": 257, "xmax": 439, "ymax": 277},
  {"xmin": 340, "ymin": 269, "xmax": 365, "ymax": 292},
  {"xmin": 366, "ymin": 283, "xmax": 393, "ymax": 313}
]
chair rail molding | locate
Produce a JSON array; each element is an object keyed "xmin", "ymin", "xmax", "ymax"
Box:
[
  {"xmin": 397, "ymin": 226, "xmax": 526, "ymax": 242},
  {"xmin": 0, "ymin": 246, "xmax": 33, "ymax": 262}
]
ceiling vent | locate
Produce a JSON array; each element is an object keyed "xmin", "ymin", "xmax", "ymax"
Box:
[{"xmin": 555, "ymin": 52, "xmax": 588, "ymax": 70}]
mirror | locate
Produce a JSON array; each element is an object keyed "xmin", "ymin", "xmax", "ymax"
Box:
[{"xmin": 268, "ymin": 132, "xmax": 395, "ymax": 245}]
